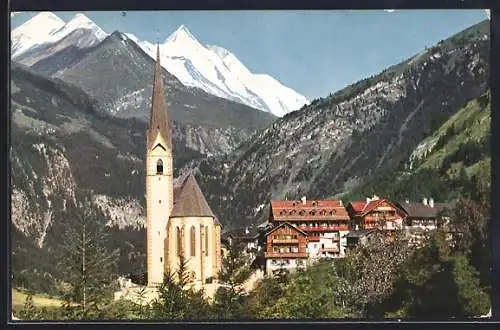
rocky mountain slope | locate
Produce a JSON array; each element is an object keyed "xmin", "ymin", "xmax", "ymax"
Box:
[
  {"xmin": 191, "ymin": 20, "xmax": 490, "ymax": 229},
  {"xmin": 342, "ymin": 91, "xmax": 491, "ymax": 203},
  {"xmin": 33, "ymin": 31, "xmax": 276, "ymax": 156},
  {"xmin": 12, "ymin": 12, "xmax": 107, "ymax": 63},
  {"xmin": 126, "ymin": 26, "xmax": 309, "ymax": 116},
  {"xmin": 10, "ymin": 19, "xmax": 490, "ymax": 295},
  {"xmin": 11, "ymin": 63, "xmax": 185, "ymax": 288},
  {"xmin": 12, "ymin": 12, "xmax": 308, "ymax": 116}
]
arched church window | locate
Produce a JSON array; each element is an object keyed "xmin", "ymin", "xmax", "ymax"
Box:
[
  {"xmin": 205, "ymin": 226, "xmax": 209, "ymax": 256},
  {"xmin": 190, "ymin": 226, "xmax": 196, "ymax": 257},
  {"xmin": 156, "ymin": 159, "xmax": 163, "ymax": 175},
  {"xmin": 176, "ymin": 227, "xmax": 182, "ymax": 257}
]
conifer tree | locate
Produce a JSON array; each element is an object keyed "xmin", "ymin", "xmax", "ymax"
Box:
[
  {"xmin": 212, "ymin": 241, "xmax": 253, "ymax": 319},
  {"xmin": 56, "ymin": 191, "xmax": 119, "ymax": 320}
]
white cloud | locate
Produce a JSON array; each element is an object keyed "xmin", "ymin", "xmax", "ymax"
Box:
[
  {"xmin": 10, "ymin": 12, "xmax": 22, "ymax": 18},
  {"xmin": 384, "ymin": 9, "xmax": 396, "ymax": 13},
  {"xmin": 485, "ymin": 9, "xmax": 491, "ymax": 20}
]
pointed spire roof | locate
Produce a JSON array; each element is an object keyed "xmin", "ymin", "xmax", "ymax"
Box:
[
  {"xmin": 170, "ymin": 173, "xmax": 216, "ymax": 218},
  {"xmin": 147, "ymin": 43, "xmax": 172, "ymax": 150}
]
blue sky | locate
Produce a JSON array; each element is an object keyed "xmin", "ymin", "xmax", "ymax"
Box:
[{"xmin": 11, "ymin": 10, "xmax": 488, "ymax": 100}]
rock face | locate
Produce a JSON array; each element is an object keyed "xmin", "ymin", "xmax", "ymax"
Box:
[
  {"xmin": 10, "ymin": 19, "xmax": 489, "ymax": 293},
  {"xmin": 193, "ymin": 20, "xmax": 490, "ymax": 229}
]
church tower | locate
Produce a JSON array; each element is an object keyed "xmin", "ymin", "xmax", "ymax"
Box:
[{"xmin": 146, "ymin": 44, "xmax": 174, "ymax": 286}]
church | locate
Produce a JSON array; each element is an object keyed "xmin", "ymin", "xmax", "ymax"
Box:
[{"xmin": 145, "ymin": 44, "xmax": 222, "ymax": 289}]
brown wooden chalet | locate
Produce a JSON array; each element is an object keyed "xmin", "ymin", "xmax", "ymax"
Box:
[
  {"xmin": 397, "ymin": 198, "xmax": 455, "ymax": 229},
  {"xmin": 269, "ymin": 198, "xmax": 350, "ymax": 241},
  {"xmin": 346, "ymin": 196, "xmax": 407, "ymax": 231},
  {"xmin": 264, "ymin": 222, "xmax": 308, "ymax": 259}
]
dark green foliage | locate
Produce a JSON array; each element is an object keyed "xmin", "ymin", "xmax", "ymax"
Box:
[
  {"xmin": 150, "ymin": 257, "xmax": 211, "ymax": 320},
  {"xmin": 19, "ymin": 292, "xmax": 38, "ymax": 320},
  {"xmin": 56, "ymin": 191, "xmax": 120, "ymax": 319},
  {"xmin": 211, "ymin": 241, "xmax": 253, "ymax": 319}
]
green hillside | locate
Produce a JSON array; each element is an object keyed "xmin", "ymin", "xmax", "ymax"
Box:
[{"xmin": 343, "ymin": 91, "xmax": 491, "ymax": 203}]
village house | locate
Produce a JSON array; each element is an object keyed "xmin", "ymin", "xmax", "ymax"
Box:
[
  {"xmin": 261, "ymin": 197, "xmax": 352, "ymax": 273},
  {"xmin": 346, "ymin": 196, "xmax": 407, "ymax": 231},
  {"xmin": 397, "ymin": 198, "xmax": 455, "ymax": 245},
  {"xmin": 221, "ymin": 226, "xmax": 261, "ymax": 265},
  {"xmin": 264, "ymin": 222, "xmax": 309, "ymax": 275}
]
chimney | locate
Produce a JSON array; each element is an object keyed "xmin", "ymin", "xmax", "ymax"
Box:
[
  {"xmin": 301, "ymin": 196, "xmax": 307, "ymax": 205},
  {"xmin": 429, "ymin": 198, "xmax": 434, "ymax": 208},
  {"xmin": 422, "ymin": 198, "xmax": 428, "ymax": 206}
]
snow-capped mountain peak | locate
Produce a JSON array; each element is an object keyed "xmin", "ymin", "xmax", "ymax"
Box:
[
  {"xmin": 51, "ymin": 13, "xmax": 107, "ymax": 41},
  {"xmin": 12, "ymin": 14, "xmax": 308, "ymax": 117},
  {"xmin": 208, "ymin": 44, "xmax": 252, "ymax": 78},
  {"xmin": 12, "ymin": 12, "xmax": 65, "ymax": 41},
  {"xmin": 166, "ymin": 24, "xmax": 197, "ymax": 43}
]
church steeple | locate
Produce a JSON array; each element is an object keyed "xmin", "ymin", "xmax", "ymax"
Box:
[{"xmin": 147, "ymin": 43, "xmax": 172, "ymax": 150}]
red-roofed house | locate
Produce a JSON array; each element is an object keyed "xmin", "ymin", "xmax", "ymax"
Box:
[
  {"xmin": 346, "ymin": 196, "xmax": 407, "ymax": 231},
  {"xmin": 267, "ymin": 197, "xmax": 351, "ymax": 264}
]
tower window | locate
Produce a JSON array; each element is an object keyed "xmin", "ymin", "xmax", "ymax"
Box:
[
  {"xmin": 160, "ymin": 257, "xmax": 163, "ymax": 262},
  {"xmin": 156, "ymin": 159, "xmax": 163, "ymax": 175}
]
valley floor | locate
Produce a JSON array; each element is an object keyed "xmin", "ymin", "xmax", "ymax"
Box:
[{"xmin": 11, "ymin": 287, "xmax": 63, "ymax": 317}]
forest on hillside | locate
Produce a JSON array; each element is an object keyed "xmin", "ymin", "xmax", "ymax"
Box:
[{"xmin": 16, "ymin": 170, "xmax": 490, "ymax": 320}]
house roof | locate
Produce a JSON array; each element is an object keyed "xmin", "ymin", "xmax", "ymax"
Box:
[
  {"xmin": 222, "ymin": 226, "xmax": 260, "ymax": 240},
  {"xmin": 170, "ymin": 173, "xmax": 216, "ymax": 220},
  {"xmin": 348, "ymin": 198, "xmax": 406, "ymax": 217},
  {"xmin": 147, "ymin": 44, "xmax": 172, "ymax": 151},
  {"xmin": 270, "ymin": 199, "xmax": 350, "ymax": 221},
  {"xmin": 398, "ymin": 201, "xmax": 455, "ymax": 218},
  {"xmin": 264, "ymin": 222, "xmax": 307, "ymax": 237}
]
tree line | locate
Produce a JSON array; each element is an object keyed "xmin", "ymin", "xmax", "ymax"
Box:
[{"xmin": 17, "ymin": 175, "xmax": 490, "ymax": 320}]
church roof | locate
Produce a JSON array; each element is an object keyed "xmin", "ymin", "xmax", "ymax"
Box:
[
  {"xmin": 147, "ymin": 44, "xmax": 172, "ymax": 151},
  {"xmin": 170, "ymin": 173, "xmax": 216, "ymax": 219}
]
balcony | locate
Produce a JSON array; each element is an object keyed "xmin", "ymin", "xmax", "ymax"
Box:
[
  {"xmin": 322, "ymin": 247, "xmax": 340, "ymax": 253},
  {"xmin": 300, "ymin": 226, "xmax": 349, "ymax": 232},
  {"xmin": 272, "ymin": 239, "xmax": 299, "ymax": 244},
  {"xmin": 265, "ymin": 252, "xmax": 308, "ymax": 258}
]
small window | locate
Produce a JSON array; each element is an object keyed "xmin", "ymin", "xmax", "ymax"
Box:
[
  {"xmin": 312, "ymin": 202, "xmax": 317, "ymax": 206},
  {"xmin": 310, "ymin": 210, "xmax": 316, "ymax": 216},
  {"xmin": 158, "ymin": 231, "xmax": 160, "ymax": 236},
  {"xmin": 299, "ymin": 210, "xmax": 305, "ymax": 216},
  {"xmin": 160, "ymin": 257, "xmax": 163, "ymax": 262},
  {"xmin": 156, "ymin": 159, "xmax": 163, "ymax": 175},
  {"xmin": 159, "ymin": 200, "xmax": 161, "ymax": 204}
]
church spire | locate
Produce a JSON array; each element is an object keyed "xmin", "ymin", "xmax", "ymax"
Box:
[{"xmin": 147, "ymin": 42, "xmax": 172, "ymax": 150}]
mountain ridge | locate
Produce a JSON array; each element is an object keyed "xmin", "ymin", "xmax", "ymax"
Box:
[{"xmin": 12, "ymin": 12, "xmax": 308, "ymax": 116}]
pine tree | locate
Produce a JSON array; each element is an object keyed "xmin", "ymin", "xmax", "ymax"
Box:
[
  {"xmin": 56, "ymin": 191, "xmax": 119, "ymax": 320},
  {"xmin": 151, "ymin": 256, "xmax": 210, "ymax": 320},
  {"xmin": 212, "ymin": 240, "xmax": 253, "ymax": 319},
  {"xmin": 452, "ymin": 255, "xmax": 490, "ymax": 316}
]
